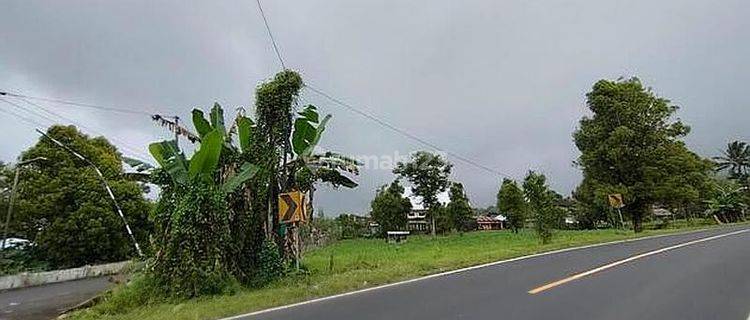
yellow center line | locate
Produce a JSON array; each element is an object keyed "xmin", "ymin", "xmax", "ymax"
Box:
[{"xmin": 528, "ymin": 229, "xmax": 750, "ymax": 295}]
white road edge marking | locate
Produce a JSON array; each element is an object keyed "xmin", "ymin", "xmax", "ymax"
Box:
[
  {"xmin": 220, "ymin": 226, "xmax": 748, "ymax": 320},
  {"xmin": 528, "ymin": 228, "xmax": 750, "ymax": 294}
]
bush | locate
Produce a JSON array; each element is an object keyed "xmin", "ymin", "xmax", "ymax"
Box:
[
  {"xmin": 149, "ymin": 183, "xmax": 239, "ymax": 298},
  {"xmin": 250, "ymin": 239, "xmax": 285, "ymax": 287},
  {"xmin": 0, "ymin": 247, "xmax": 49, "ymax": 276},
  {"xmin": 335, "ymin": 214, "xmax": 368, "ymax": 239}
]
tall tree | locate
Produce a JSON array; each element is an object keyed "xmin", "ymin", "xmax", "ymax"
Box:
[
  {"xmin": 394, "ymin": 151, "xmax": 452, "ymax": 236},
  {"xmin": 370, "ymin": 180, "xmax": 411, "ymax": 237},
  {"xmin": 11, "ymin": 125, "xmax": 151, "ymax": 268},
  {"xmin": 445, "ymin": 182, "xmax": 474, "ymax": 232},
  {"xmin": 497, "ymin": 178, "xmax": 526, "ymax": 233},
  {"xmin": 523, "ymin": 171, "xmax": 556, "ymax": 244},
  {"xmin": 573, "ymin": 77, "xmax": 697, "ymax": 232},
  {"xmin": 714, "ymin": 141, "xmax": 750, "ymax": 182},
  {"xmin": 253, "ymin": 70, "xmax": 304, "ymax": 238}
]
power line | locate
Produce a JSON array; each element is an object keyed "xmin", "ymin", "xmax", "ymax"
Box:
[
  {"xmin": 250, "ymin": 4, "xmax": 513, "ymax": 179},
  {"xmin": 304, "ymin": 85, "xmax": 514, "ymax": 179},
  {"xmin": 0, "ymin": 100, "xmax": 46, "ymax": 127},
  {"xmin": 1, "ymin": 97, "xmax": 58, "ymax": 126},
  {"xmin": 1, "ymin": 97, "xmax": 152, "ymax": 162},
  {"xmin": 16, "ymin": 97, "xmax": 153, "ymax": 161},
  {"xmin": 0, "ymin": 90, "xmax": 173, "ymax": 116},
  {"xmin": 255, "ymin": 0, "xmax": 286, "ymax": 69}
]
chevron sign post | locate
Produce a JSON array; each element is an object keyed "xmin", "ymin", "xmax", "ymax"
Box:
[{"xmin": 279, "ymin": 191, "xmax": 305, "ymax": 224}]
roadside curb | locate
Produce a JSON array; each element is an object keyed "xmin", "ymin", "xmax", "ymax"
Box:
[
  {"xmin": 220, "ymin": 224, "xmax": 747, "ymax": 319},
  {"xmin": 0, "ymin": 260, "xmax": 132, "ymax": 291}
]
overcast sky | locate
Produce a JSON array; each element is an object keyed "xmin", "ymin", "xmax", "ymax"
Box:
[{"xmin": 1, "ymin": 0, "xmax": 749, "ymax": 215}]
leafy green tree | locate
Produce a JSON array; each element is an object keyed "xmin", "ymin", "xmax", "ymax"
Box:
[
  {"xmin": 394, "ymin": 151, "xmax": 452, "ymax": 236},
  {"xmin": 370, "ymin": 181, "xmax": 411, "ymax": 237},
  {"xmin": 654, "ymin": 143, "xmax": 714, "ymax": 220},
  {"xmin": 445, "ymin": 182, "xmax": 474, "ymax": 232},
  {"xmin": 11, "ymin": 125, "xmax": 151, "ymax": 268},
  {"xmin": 571, "ymin": 177, "xmax": 609, "ymax": 229},
  {"xmin": 253, "ymin": 70, "xmax": 304, "ymax": 237},
  {"xmin": 523, "ymin": 171, "xmax": 556, "ymax": 244},
  {"xmin": 497, "ymin": 178, "xmax": 526, "ymax": 233},
  {"xmin": 573, "ymin": 77, "xmax": 701, "ymax": 232},
  {"xmin": 714, "ymin": 141, "xmax": 750, "ymax": 182}
]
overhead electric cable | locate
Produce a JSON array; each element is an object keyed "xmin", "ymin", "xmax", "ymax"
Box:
[
  {"xmin": 254, "ymin": 0, "xmax": 286, "ymax": 69},
  {"xmin": 304, "ymin": 85, "xmax": 514, "ymax": 179},
  {"xmin": 0, "ymin": 90, "xmax": 176, "ymax": 116},
  {"xmin": 2, "ymin": 97, "xmax": 152, "ymax": 162}
]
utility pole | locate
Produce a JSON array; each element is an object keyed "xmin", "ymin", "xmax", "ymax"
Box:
[
  {"xmin": 2, "ymin": 157, "xmax": 47, "ymax": 252},
  {"xmin": 35, "ymin": 129, "xmax": 144, "ymax": 257},
  {"xmin": 173, "ymin": 116, "xmax": 179, "ymax": 147}
]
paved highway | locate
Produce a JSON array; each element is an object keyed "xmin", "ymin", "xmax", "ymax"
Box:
[{"xmin": 233, "ymin": 226, "xmax": 750, "ymax": 320}]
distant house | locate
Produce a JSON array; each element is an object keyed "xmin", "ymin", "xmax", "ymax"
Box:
[
  {"xmin": 476, "ymin": 214, "xmax": 506, "ymax": 230},
  {"xmin": 407, "ymin": 209, "xmax": 430, "ymax": 233},
  {"xmin": 403, "ymin": 191, "xmax": 450, "ymax": 234}
]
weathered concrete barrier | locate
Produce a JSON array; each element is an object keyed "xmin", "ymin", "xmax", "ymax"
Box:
[{"xmin": 0, "ymin": 261, "xmax": 130, "ymax": 290}]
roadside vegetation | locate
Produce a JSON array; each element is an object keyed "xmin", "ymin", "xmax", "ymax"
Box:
[{"xmin": 71, "ymin": 222, "xmax": 729, "ymax": 320}]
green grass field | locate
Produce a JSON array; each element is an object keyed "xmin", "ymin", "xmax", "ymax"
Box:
[{"xmin": 70, "ymin": 222, "xmax": 726, "ymax": 320}]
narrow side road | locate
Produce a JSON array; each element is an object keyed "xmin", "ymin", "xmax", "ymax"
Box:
[
  {"xmin": 231, "ymin": 225, "xmax": 750, "ymax": 320},
  {"xmin": 0, "ymin": 276, "xmax": 114, "ymax": 320}
]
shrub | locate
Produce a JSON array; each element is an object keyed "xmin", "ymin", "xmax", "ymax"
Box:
[{"xmin": 149, "ymin": 183, "xmax": 239, "ymax": 298}]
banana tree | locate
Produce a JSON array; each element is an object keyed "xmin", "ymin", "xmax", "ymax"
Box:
[
  {"xmin": 284, "ymin": 105, "xmax": 362, "ymax": 218},
  {"xmin": 149, "ymin": 103, "xmax": 259, "ymax": 192}
]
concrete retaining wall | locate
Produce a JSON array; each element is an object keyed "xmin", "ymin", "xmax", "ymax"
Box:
[{"xmin": 0, "ymin": 261, "xmax": 130, "ymax": 290}]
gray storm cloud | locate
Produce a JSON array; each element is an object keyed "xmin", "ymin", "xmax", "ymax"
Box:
[{"xmin": 1, "ymin": 0, "xmax": 749, "ymax": 215}]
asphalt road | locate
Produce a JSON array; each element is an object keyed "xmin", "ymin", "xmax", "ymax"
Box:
[
  {"xmin": 237, "ymin": 226, "xmax": 750, "ymax": 320},
  {"xmin": 0, "ymin": 276, "xmax": 114, "ymax": 320}
]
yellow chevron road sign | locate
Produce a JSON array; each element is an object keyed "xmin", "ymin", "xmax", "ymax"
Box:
[{"xmin": 279, "ymin": 191, "xmax": 305, "ymax": 223}]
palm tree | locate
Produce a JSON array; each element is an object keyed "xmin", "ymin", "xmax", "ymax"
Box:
[{"xmin": 714, "ymin": 141, "xmax": 750, "ymax": 181}]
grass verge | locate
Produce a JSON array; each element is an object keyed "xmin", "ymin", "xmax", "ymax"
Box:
[{"xmin": 70, "ymin": 221, "xmax": 731, "ymax": 320}]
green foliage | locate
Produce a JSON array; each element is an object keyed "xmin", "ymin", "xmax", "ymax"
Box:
[
  {"xmin": 573, "ymin": 77, "xmax": 708, "ymax": 232},
  {"xmin": 714, "ymin": 141, "xmax": 750, "ymax": 182},
  {"xmin": 445, "ymin": 182, "xmax": 474, "ymax": 232},
  {"xmin": 250, "ymin": 239, "xmax": 285, "ymax": 288},
  {"xmin": 523, "ymin": 171, "xmax": 556, "ymax": 244},
  {"xmin": 370, "ymin": 181, "xmax": 411, "ymax": 237},
  {"xmin": 704, "ymin": 178, "xmax": 747, "ymax": 223},
  {"xmin": 149, "ymin": 121, "xmax": 258, "ymax": 193},
  {"xmin": 334, "ymin": 214, "xmax": 368, "ymax": 239},
  {"xmin": 0, "ymin": 247, "xmax": 49, "ymax": 276},
  {"xmin": 148, "ymin": 103, "xmax": 265, "ymax": 298},
  {"xmin": 292, "ymin": 105, "xmax": 331, "ymax": 157},
  {"xmin": 187, "ymin": 130, "xmax": 223, "ymax": 182},
  {"xmin": 150, "ymin": 183, "xmax": 239, "ymax": 298},
  {"xmin": 236, "ymin": 116, "xmax": 255, "ymax": 153},
  {"xmin": 10, "ymin": 125, "xmax": 151, "ymax": 268},
  {"xmin": 571, "ymin": 178, "xmax": 610, "ymax": 229},
  {"xmin": 255, "ymin": 70, "xmax": 304, "ymax": 153},
  {"xmin": 497, "ymin": 178, "xmax": 526, "ymax": 233}
]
